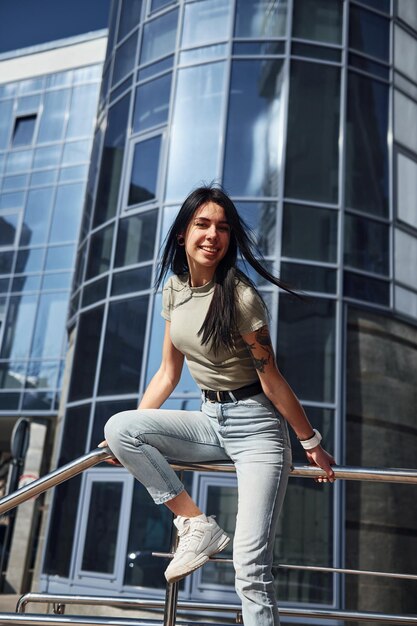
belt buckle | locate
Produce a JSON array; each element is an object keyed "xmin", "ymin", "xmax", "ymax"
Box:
[{"xmin": 216, "ymin": 391, "xmax": 222, "ymax": 403}]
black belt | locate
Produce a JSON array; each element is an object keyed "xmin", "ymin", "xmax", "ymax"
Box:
[{"xmin": 202, "ymin": 381, "xmax": 263, "ymax": 403}]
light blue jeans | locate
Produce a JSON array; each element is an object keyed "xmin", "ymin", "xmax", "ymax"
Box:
[{"xmin": 104, "ymin": 392, "xmax": 292, "ymax": 626}]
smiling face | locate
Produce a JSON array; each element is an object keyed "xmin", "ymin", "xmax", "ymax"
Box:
[{"xmin": 182, "ymin": 201, "xmax": 231, "ymax": 285}]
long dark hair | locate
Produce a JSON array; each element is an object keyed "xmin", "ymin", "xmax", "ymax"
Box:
[{"xmin": 156, "ymin": 185, "xmax": 293, "ymax": 352}]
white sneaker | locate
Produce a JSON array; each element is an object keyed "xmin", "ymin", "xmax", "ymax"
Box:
[{"xmin": 164, "ymin": 514, "xmax": 230, "ymax": 583}]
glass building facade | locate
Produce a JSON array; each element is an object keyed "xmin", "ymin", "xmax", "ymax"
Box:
[{"xmin": 38, "ymin": 0, "xmax": 417, "ymax": 620}]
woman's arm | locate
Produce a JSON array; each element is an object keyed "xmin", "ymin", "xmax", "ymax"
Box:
[{"xmin": 241, "ymin": 325, "xmax": 336, "ymax": 483}]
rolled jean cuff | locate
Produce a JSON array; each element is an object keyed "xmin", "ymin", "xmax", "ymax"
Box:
[{"xmin": 153, "ymin": 485, "xmax": 185, "ymax": 505}]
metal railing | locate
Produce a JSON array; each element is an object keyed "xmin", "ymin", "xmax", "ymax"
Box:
[{"xmin": 1, "ymin": 448, "xmax": 416, "ymax": 626}]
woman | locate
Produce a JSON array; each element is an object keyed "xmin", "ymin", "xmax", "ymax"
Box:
[{"xmin": 103, "ymin": 185, "xmax": 335, "ymax": 626}]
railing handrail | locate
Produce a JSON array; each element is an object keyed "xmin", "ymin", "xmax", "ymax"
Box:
[{"xmin": 1, "ymin": 447, "xmax": 417, "ymax": 517}]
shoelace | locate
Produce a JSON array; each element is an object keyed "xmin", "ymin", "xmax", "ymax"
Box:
[{"xmin": 174, "ymin": 518, "xmax": 206, "ymax": 554}]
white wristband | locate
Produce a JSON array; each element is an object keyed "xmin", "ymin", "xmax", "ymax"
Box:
[{"xmin": 299, "ymin": 428, "xmax": 322, "ymax": 450}]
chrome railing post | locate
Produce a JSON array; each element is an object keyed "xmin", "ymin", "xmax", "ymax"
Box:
[{"xmin": 162, "ymin": 471, "xmax": 182, "ymax": 626}]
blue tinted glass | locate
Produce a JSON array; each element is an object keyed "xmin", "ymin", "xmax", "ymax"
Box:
[
  {"xmin": 234, "ymin": 0, "xmax": 287, "ymax": 37},
  {"xmin": 2, "ymin": 174, "xmax": 29, "ymax": 191},
  {"xmin": 137, "ymin": 55, "xmax": 174, "ymax": 80},
  {"xmin": 33, "ymin": 145, "xmax": 62, "ymax": 169},
  {"xmin": 0, "ymin": 294, "xmax": 38, "ymax": 359},
  {"xmin": 234, "ymin": 202, "xmax": 277, "ymax": 255},
  {"xmin": 66, "ymin": 84, "xmax": 100, "ymax": 139},
  {"xmin": 111, "ymin": 265, "xmax": 152, "ymax": 296},
  {"xmin": 31, "ymin": 292, "xmax": 69, "ymax": 358},
  {"xmin": 12, "ymin": 115, "xmax": 37, "ymax": 146},
  {"xmin": 26, "ymin": 361, "xmax": 60, "ymax": 389},
  {"xmin": 133, "ymin": 73, "xmax": 172, "ymax": 133},
  {"xmin": 86, "ymin": 224, "xmax": 114, "ymax": 279},
  {"xmin": 118, "ymin": 0, "xmax": 142, "ymax": 41},
  {"xmin": 49, "ymin": 183, "xmax": 85, "ymax": 243},
  {"xmin": 0, "ymin": 362, "xmax": 26, "ymax": 389},
  {"xmin": 224, "ymin": 59, "xmax": 285, "ymax": 196},
  {"xmin": 182, "ymin": 0, "xmax": 231, "ymax": 47},
  {"xmin": 180, "ymin": 43, "xmax": 227, "ymax": 64},
  {"xmin": 72, "ymin": 65, "xmax": 102, "ymax": 83},
  {"xmin": 42, "ymin": 272, "xmax": 72, "ymax": 290},
  {"xmin": 11, "ymin": 274, "xmax": 42, "ymax": 292},
  {"xmin": 0, "ymin": 101, "xmax": 13, "ymax": 149},
  {"xmin": 0, "ymin": 214, "xmax": 19, "ymax": 246},
  {"xmin": 46, "ymin": 71, "xmax": 73, "ymax": 88},
  {"xmin": 16, "ymin": 95, "xmax": 41, "ymax": 114},
  {"xmin": 45, "ymin": 245, "xmax": 75, "ymax": 270},
  {"xmin": 0, "ymin": 191, "xmax": 25, "ymax": 211},
  {"xmin": 115, "ymin": 211, "xmax": 158, "ymax": 266},
  {"xmin": 0, "ymin": 83, "xmax": 17, "ymax": 99},
  {"xmin": 344, "ymin": 213, "xmax": 389, "ymax": 275},
  {"xmin": 129, "ymin": 137, "xmax": 161, "ymax": 205},
  {"xmin": 30, "ymin": 170, "xmax": 58, "ymax": 186},
  {"xmin": 151, "ymin": 0, "xmax": 175, "ymax": 11},
  {"xmin": 38, "ymin": 90, "xmax": 70, "ymax": 143},
  {"xmin": 141, "ymin": 9, "xmax": 179, "ymax": 65},
  {"xmin": 20, "ymin": 188, "xmax": 55, "ymax": 246},
  {"xmin": 281, "ymin": 262, "xmax": 337, "ymax": 294},
  {"xmin": 6, "ymin": 150, "xmax": 33, "ymax": 174},
  {"xmin": 0, "ymin": 251, "xmax": 14, "ymax": 274},
  {"xmin": 112, "ymin": 32, "xmax": 138, "ymax": 87},
  {"xmin": 110, "ymin": 75, "xmax": 133, "ymax": 102},
  {"xmin": 16, "ymin": 248, "xmax": 44, "ymax": 273},
  {"xmin": 62, "ymin": 140, "xmax": 91, "ymax": 165},
  {"xmin": 349, "ymin": 5, "xmax": 390, "ymax": 62},
  {"xmin": 59, "ymin": 165, "xmax": 88, "ymax": 182},
  {"xmin": 18, "ymin": 77, "xmax": 44, "ymax": 94}
]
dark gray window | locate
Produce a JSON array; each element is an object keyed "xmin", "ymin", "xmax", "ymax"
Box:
[
  {"xmin": 82, "ymin": 276, "xmax": 108, "ymax": 308},
  {"xmin": 133, "ymin": 74, "xmax": 172, "ymax": 133},
  {"xmin": 0, "ymin": 251, "xmax": 15, "ymax": 274},
  {"xmin": 285, "ymin": 61, "xmax": 340, "ymax": 204},
  {"xmin": 115, "ymin": 211, "xmax": 158, "ymax": 267},
  {"xmin": 282, "ymin": 203, "xmax": 338, "ymax": 263},
  {"xmin": 0, "ymin": 214, "xmax": 18, "ymax": 246},
  {"xmin": 292, "ymin": 0, "xmax": 343, "ymax": 44},
  {"xmin": 94, "ymin": 95, "xmax": 130, "ymax": 227},
  {"xmin": 344, "ymin": 271, "xmax": 389, "ymax": 305},
  {"xmin": 112, "ymin": 32, "xmax": 138, "ymax": 87},
  {"xmin": 98, "ymin": 295, "xmax": 149, "ymax": 395},
  {"xmin": 281, "ymin": 262, "xmax": 337, "ymax": 294},
  {"xmin": 224, "ymin": 59, "xmax": 285, "ymax": 197},
  {"xmin": 235, "ymin": 202, "xmax": 277, "ymax": 256},
  {"xmin": 86, "ymin": 224, "xmax": 114, "ymax": 280},
  {"xmin": 278, "ymin": 296, "xmax": 336, "ymax": 402},
  {"xmin": 89, "ymin": 399, "xmax": 137, "ymax": 450},
  {"xmin": 345, "ymin": 72, "xmax": 389, "ymax": 217},
  {"xmin": 344, "ymin": 213, "xmax": 389, "ymax": 275},
  {"xmin": 117, "ymin": 0, "xmax": 142, "ymax": 42},
  {"xmin": 349, "ymin": 4, "xmax": 390, "ymax": 62},
  {"xmin": 151, "ymin": 0, "xmax": 175, "ymax": 11},
  {"xmin": 68, "ymin": 307, "xmax": 104, "ymax": 401},
  {"xmin": 111, "ymin": 265, "xmax": 153, "ymax": 296},
  {"xmin": 128, "ymin": 137, "xmax": 161, "ymax": 205},
  {"xmin": 12, "ymin": 114, "xmax": 37, "ymax": 146}
]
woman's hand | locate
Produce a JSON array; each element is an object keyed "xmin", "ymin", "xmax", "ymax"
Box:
[
  {"xmin": 305, "ymin": 446, "xmax": 336, "ymax": 483},
  {"xmin": 98, "ymin": 440, "xmax": 122, "ymax": 466}
]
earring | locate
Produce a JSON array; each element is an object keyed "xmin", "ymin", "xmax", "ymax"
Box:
[{"xmin": 177, "ymin": 235, "xmax": 185, "ymax": 246}]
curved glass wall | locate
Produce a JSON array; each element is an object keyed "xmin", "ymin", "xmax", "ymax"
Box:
[{"xmin": 41, "ymin": 0, "xmax": 417, "ymax": 619}]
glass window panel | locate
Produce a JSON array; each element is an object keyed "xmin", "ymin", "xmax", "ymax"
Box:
[
  {"xmin": 180, "ymin": 43, "xmax": 228, "ymax": 65},
  {"xmin": 345, "ymin": 72, "xmax": 389, "ymax": 217},
  {"xmin": 348, "ymin": 52, "xmax": 389, "ymax": 80},
  {"xmin": 112, "ymin": 33, "xmax": 138, "ymax": 87},
  {"xmin": 0, "ymin": 294, "xmax": 38, "ymax": 359},
  {"xmin": 42, "ymin": 272, "xmax": 72, "ymax": 290},
  {"xmin": 0, "ymin": 392, "xmax": 21, "ymax": 410},
  {"xmin": 2, "ymin": 174, "xmax": 29, "ymax": 191},
  {"xmin": 182, "ymin": 0, "xmax": 231, "ymax": 47},
  {"xmin": 30, "ymin": 292, "xmax": 68, "ymax": 359},
  {"xmin": 137, "ymin": 55, "xmax": 174, "ymax": 81},
  {"xmin": 233, "ymin": 41, "xmax": 285, "ymax": 55},
  {"xmin": 128, "ymin": 137, "xmax": 161, "ymax": 205},
  {"xmin": 0, "ymin": 101, "xmax": 13, "ymax": 149},
  {"xmin": 66, "ymin": 84, "xmax": 100, "ymax": 139},
  {"xmin": 234, "ymin": 0, "xmax": 287, "ymax": 37},
  {"xmin": 81, "ymin": 276, "xmax": 108, "ymax": 308},
  {"xmin": 6, "ymin": 150, "xmax": 33, "ymax": 174},
  {"xmin": 358, "ymin": 0, "xmax": 390, "ymax": 12},
  {"xmin": 281, "ymin": 262, "xmax": 337, "ymax": 294},
  {"xmin": 0, "ymin": 214, "xmax": 18, "ymax": 246},
  {"xmin": 16, "ymin": 95, "xmax": 40, "ymax": 114},
  {"xmin": 43, "ymin": 405, "xmax": 90, "ymax": 576},
  {"xmin": 11, "ymin": 274, "xmax": 42, "ymax": 292},
  {"xmin": 0, "ymin": 251, "xmax": 14, "ymax": 274},
  {"xmin": 115, "ymin": 211, "xmax": 158, "ymax": 267},
  {"xmin": 49, "ymin": 183, "xmax": 85, "ymax": 243},
  {"xmin": 111, "ymin": 265, "xmax": 153, "ymax": 296},
  {"xmin": 22, "ymin": 390, "xmax": 54, "ymax": 411},
  {"xmin": 282, "ymin": 203, "xmax": 337, "ymax": 262},
  {"xmin": 394, "ymin": 25, "xmax": 417, "ymax": 83},
  {"xmin": 397, "ymin": 152, "xmax": 417, "ymax": 230},
  {"xmin": 132, "ymin": 74, "xmax": 172, "ymax": 133},
  {"xmin": 343, "ymin": 270, "xmax": 389, "ymax": 305},
  {"xmin": 16, "ymin": 248, "xmax": 44, "ymax": 273},
  {"xmin": 349, "ymin": 5, "xmax": 390, "ymax": 62},
  {"xmin": 397, "ymin": 0, "xmax": 417, "ymax": 30},
  {"xmin": 0, "ymin": 362, "xmax": 26, "ymax": 389},
  {"xmin": 0, "ymin": 191, "xmax": 25, "ymax": 211},
  {"xmin": 59, "ymin": 164, "xmax": 88, "ymax": 182},
  {"xmin": 81, "ymin": 482, "xmax": 123, "ymax": 573},
  {"xmin": 0, "ymin": 278, "xmax": 10, "ymax": 293},
  {"xmin": 94, "ymin": 94, "xmax": 130, "ymax": 227},
  {"xmin": 86, "ymin": 224, "xmax": 114, "ymax": 279},
  {"xmin": 46, "ymin": 70, "xmax": 73, "ymax": 88},
  {"xmin": 37, "ymin": 89, "xmax": 70, "ymax": 143},
  {"xmin": 292, "ymin": 0, "xmax": 342, "ymax": 44},
  {"xmin": 278, "ymin": 296, "xmax": 336, "ymax": 402},
  {"xmin": 394, "ymin": 72, "xmax": 417, "ymax": 102},
  {"xmin": 62, "ymin": 140, "xmax": 91, "ymax": 165},
  {"xmin": 20, "ymin": 187, "xmax": 55, "ymax": 246},
  {"xmin": 395, "ymin": 285, "xmax": 417, "ymax": 318},
  {"xmin": 151, "ymin": 0, "xmax": 175, "ymax": 10},
  {"xmin": 166, "ymin": 62, "xmax": 226, "ymax": 201},
  {"xmin": 344, "ymin": 213, "xmax": 389, "ymax": 275},
  {"xmin": 0, "ymin": 83, "xmax": 17, "ymax": 99},
  {"xmin": 285, "ymin": 60, "xmax": 340, "ymax": 203},
  {"xmin": 140, "ymin": 9, "xmax": 179, "ymax": 65},
  {"xmin": 26, "ymin": 361, "xmax": 60, "ymax": 389},
  {"xmin": 33, "ymin": 145, "xmax": 62, "ymax": 170},
  {"xmin": 12, "ymin": 114, "xmax": 37, "ymax": 147},
  {"xmin": 394, "ymin": 90, "xmax": 417, "ymax": 154},
  {"xmin": 118, "ymin": 0, "xmax": 142, "ymax": 41},
  {"xmin": 90, "ymin": 400, "xmax": 138, "ymax": 450},
  {"xmin": 224, "ymin": 58, "xmax": 284, "ymax": 196},
  {"xmin": 395, "ymin": 229, "xmax": 417, "ymax": 291},
  {"xmin": 234, "ymin": 201, "xmax": 277, "ymax": 256},
  {"xmin": 45, "ymin": 245, "xmax": 75, "ymax": 270},
  {"xmin": 82, "ymin": 126, "xmax": 103, "ymax": 241},
  {"xmin": 291, "ymin": 42, "xmax": 341, "ymax": 62},
  {"xmin": 73, "ymin": 243, "xmax": 87, "ymax": 291},
  {"xmin": 110, "ymin": 75, "xmax": 133, "ymax": 103},
  {"xmin": 19, "ymin": 77, "xmax": 44, "ymax": 94},
  {"xmin": 68, "ymin": 306, "xmax": 104, "ymax": 401},
  {"xmin": 72, "ymin": 65, "xmax": 102, "ymax": 84},
  {"xmin": 98, "ymin": 296, "xmax": 149, "ymax": 395}
]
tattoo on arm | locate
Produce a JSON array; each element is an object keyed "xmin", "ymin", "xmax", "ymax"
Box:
[{"xmin": 243, "ymin": 327, "xmax": 276, "ymax": 373}]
